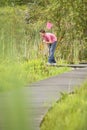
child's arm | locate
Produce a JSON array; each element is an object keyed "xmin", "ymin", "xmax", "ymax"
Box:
[{"xmin": 43, "ymin": 39, "xmax": 52, "ymax": 44}]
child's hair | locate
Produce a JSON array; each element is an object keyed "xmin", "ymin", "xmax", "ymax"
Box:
[{"xmin": 39, "ymin": 29, "xmax": 45, "ymax": 33}]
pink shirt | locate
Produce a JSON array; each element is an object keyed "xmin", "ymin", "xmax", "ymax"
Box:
[{"xmin": 43, "ymin": 33, "xmax": 57, "ymax": 43}]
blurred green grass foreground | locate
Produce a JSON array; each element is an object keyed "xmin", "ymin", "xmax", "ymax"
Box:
[
  {"xmin": 0, "ymin": 59, "xmax": 70, "ymax": 130},
  {"xmin": 0, "ymin": 88, "xmax": 33, "ymax": 130}
]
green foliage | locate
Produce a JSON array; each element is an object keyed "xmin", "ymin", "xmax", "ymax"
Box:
[
  {"xmin": 0, "ymin": 60, "xmax": 27, "ymax": 92},
  {"xmin": 0, "ymin": 89, "xmax": 33, "ymax": 130},
  {"xmin": 40, "ymin": 81, "xmax": 87, "ymax": 130},
  {"xmin": 0, "ymin": 0, "xmax": 29, "ymax": 6},
  {"xmin": 0, "ymin": 0, "xmax": 52, "ymax": 6},
  {"xmin": 0, "ymin": 6, "xmax": 41, "ymax": 60},
  {"xmin": 0, "ymin": 3, "xmax": 87, "ymax": 63},
  {"xmin": 42, "ymin": 0, "xmax": 87, "ymax": 63},
  {"xmin": 0, "ymin": 58, "xmax": 70, "ymax": 92}
]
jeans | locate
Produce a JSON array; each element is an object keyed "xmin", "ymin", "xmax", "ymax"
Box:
[{"xmin": 48, "ymin": 41, "xmax": 57, "ymax": 63}]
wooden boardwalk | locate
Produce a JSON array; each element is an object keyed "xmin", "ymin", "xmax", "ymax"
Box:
[
  {"xmin": 57, "ymin": 63, "xmax": 87, "ymax": 68},
  {"xmin": 0, "ymin": 65, "xmax": 87, "ymax": 130}
]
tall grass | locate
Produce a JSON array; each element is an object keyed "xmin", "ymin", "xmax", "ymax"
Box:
[
  {"xmin": 0, "ymin": 6, "xmax": 43, "ymax": 60},
  {"xmin": 40, "ymin": 81, "xmax": 87, "ymax": 130}
]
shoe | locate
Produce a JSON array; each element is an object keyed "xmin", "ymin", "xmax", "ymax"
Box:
[
  {"xmin": 46, "ymin": 62, "xmax": 57, "ymax": 66},
  {"xmin": 51, "ymin": 63, "xmax": 57, "ymax": 66},
  {"xmin": 46, "ymin": 62, "xmax": 52, "ymax": 65}
]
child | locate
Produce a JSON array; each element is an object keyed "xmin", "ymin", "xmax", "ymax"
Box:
[{"xmin": 39, "ymin": 29, "xmax": 57, "ymax": 65}]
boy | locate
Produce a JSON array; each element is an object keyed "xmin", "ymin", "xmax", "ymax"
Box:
[{"xmin": 39, "ymin": 29, "xmax": 57, "ymax": 65}]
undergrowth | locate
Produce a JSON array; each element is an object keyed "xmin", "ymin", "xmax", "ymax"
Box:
[
  {"xmin": 0, "ymin": 59, "xmax": 70, "ymax": 92},
  {"xmin": 40, "ymin": 81, "xmax": 87, "ymax": 130}
]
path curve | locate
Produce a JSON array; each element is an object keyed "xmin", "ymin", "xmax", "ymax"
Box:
[
  {"xmin": 30, "ymin": 66, "xmax": 87, "ymax": 130},
  {"xmin": 0, "ymin": 65, "xmax": 87, "ymax": 130}
]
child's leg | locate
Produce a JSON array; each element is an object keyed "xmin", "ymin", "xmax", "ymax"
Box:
[{"xmin": 48, "ymin": 42, "xmax": 57, "ymax": 63}]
